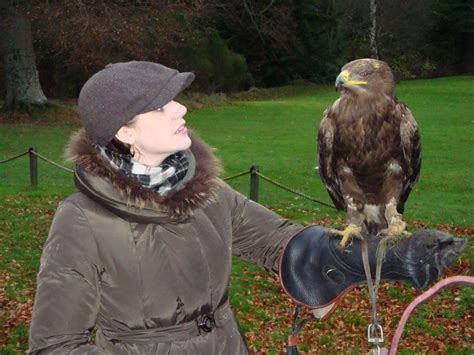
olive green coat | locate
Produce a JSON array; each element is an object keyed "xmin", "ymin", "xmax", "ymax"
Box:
[{"xmin": 28, "ymin": 130, "xmax": 302, "ymax": 354}]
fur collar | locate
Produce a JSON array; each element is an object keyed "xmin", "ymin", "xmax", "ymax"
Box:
[{"xmin": 65, "ymin": 128, "xmax": 222, "ymax": 221}]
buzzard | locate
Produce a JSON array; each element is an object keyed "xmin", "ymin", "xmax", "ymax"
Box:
[{"xmin": 318, "ymin": 58, "xmax": 421, "ymax": 247}]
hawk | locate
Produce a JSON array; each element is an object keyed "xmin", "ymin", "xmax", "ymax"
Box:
[{"xmin": 318, "ymin": 58, "xmax": 421, "ymax": 247}]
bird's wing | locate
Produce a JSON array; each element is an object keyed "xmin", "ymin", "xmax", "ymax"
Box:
[
  {"xmin": 318, "ymin": 108, "xmax": 346, "ymax": 210},
  {"xmin": 398, "ymin": 104, "xmax": 422, "ymax": 213}
]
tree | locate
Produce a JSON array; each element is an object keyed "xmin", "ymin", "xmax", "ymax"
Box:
[
  {"xmin": 460, "ymin": 0, "xmax": 474, "ymax": 73},
  {"xmin": 204, "ymin": 0, "xmax": 299, "ymax": 85},
  {"xmin": 25, "ymin": 1, "xmax": 251, "ymax": 94},
  {"xmin": 0, "ymin": 0, "xmax": 47, "ymax": 110},
  {"xmin": 369, "ymin": 0, "xmax": 379, "ymax": 59}
]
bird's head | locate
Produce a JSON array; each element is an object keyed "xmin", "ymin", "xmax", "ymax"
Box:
[{"xmin": 335, "ymin": 58, "xmax": 395, "ymax": 97}]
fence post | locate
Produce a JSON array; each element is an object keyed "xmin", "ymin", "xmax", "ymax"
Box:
[
  {"xmin": 29, "ymin": 147, "xmax": 38, "ymax": 187},
  {"xmin": 249, "ymin": 165, "xmax": 259, "ymax": 202}
]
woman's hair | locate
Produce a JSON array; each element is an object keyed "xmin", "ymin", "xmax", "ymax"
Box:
[{"xmin": 106, "ymin": 138, "xmax": 133, "ymax": 156}]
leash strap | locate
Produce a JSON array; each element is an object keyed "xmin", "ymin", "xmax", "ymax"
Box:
[
  {"xmin": 389, "ymin": 276, "xmax": 474, "ymax": 354},
  {"xmin": 286, "ymin": 304, "xmax": 319, "ymax": 354},
  {"xmin": 361, "ymin": 238, "xmax": 384, "ymax": 348}
]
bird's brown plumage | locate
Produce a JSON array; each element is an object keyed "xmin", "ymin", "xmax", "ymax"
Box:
[{"xmin": 318, "ymin": 58, "xmax": 421, "ymax": 235}]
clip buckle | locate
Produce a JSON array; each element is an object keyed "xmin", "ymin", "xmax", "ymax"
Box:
[{"xmin": 368, "ymin": 323, "xmax": 384, "ymax": 344}]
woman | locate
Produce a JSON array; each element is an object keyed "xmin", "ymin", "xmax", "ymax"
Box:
[
  {"xmin": 28, "ymin": 61, "xmax": 304, "ymax": 354},
  {"xmin": 28, "ymin": 61, "xmax": 464, "ymax": 354}
]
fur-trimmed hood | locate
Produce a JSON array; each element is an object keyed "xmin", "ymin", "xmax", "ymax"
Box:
[{"xmin": 65, "ymin": 128, "xmax": 222, "ymax": 223}]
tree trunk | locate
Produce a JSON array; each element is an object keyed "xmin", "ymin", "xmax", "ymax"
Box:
[
  {"xmin": 1, "ymin": 2, "xmax": 48, "ymax": 109},
  {"xmin": 461, "ymin": 32, "xmax": 474, "ymax": 73},
  {"xmin": 369, "ymin": 0, "xmax": 379, "ymax": 59},
  {"xmin": 460, "ymin": 0, "xmax": 474, "ymax": 73}
]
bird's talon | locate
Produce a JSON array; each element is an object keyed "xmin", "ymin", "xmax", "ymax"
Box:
[{"xmin": 332, "ymin": 224, "xmax": 362, "ymax": 250}]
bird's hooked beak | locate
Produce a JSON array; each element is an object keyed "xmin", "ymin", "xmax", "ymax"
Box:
[
  {"xmin": 335, "ymin": 70, "xmax": 368, "ymax": 91},
  {"xmin": 335, "ymin": 70, "xmax": 348, "ymax": 91}
]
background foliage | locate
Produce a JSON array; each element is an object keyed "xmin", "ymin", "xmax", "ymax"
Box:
[{"xmin": 0, "ymin": 0, "xmax": 472, "ymax": 98}]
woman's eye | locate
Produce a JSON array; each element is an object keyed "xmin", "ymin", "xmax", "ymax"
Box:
[{"xmin": 155, "ymin": 107, "xmax": 164, "ymax": 112}]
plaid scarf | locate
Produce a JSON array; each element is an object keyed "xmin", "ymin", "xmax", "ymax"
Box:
[{"xmin": 97, "ymin": 145, "xmax": 189, "ymax": 196}]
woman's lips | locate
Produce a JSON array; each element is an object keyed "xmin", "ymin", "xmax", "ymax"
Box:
[{"xmin": 175, "ymin": 124, "xmax": 187, "ymax": 135}]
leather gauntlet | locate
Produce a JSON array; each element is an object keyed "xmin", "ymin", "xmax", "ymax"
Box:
[{"xmin": 279, "ymin": 226, "xmax": 467, "ymax": 319}]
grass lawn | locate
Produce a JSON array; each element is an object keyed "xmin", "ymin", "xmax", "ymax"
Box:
[{"xmin": 0, "ymin": 76, "xmax": 473, "ymax": 353}]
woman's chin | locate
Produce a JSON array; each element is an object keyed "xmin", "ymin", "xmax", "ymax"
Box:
[{"xmin": 180, "ymin": 134, "xmax": 192, "ymax": 150}]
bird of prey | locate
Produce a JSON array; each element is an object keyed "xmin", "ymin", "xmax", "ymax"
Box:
[{"xmin": 318, "ymin": 58, "xmax": 421, "ymax": 247}]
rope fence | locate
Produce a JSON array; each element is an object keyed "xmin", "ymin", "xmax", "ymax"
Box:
[
  {"xmin": 256, "ymin": 171, "xmax": 337, "ymax": 209},
  {"xmin": 0, "ymin": 150, "xmax": 29, "ymax": 164},
  {"xmin": 1, "ymin": 149, "xmax": 336, "ymax": 210},
  {"xmin": 222, "ymin": 170, "xmax": 250, "ymax": 181},
  {"xmin": 30, "ymin": 150, "xmax": 74, "ymax": 173}
]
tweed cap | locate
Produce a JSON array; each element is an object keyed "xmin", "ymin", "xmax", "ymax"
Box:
[{"xmin": 78, "ymin": 61, "xmax": 195, "ymax": 145}]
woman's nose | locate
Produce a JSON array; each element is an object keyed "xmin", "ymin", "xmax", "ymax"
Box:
[{"xmin": 175, "ymin": 102, "xmax": 187, "ymax": 118}]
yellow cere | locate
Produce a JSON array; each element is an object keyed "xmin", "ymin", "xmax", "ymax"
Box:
[{"xmin": 341, "ymin": 70, "xmax": 368, "ymax": 85}]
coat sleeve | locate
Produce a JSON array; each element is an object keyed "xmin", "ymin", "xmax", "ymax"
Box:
[
  {"xmin": 28, "ymin": 200, "xmax": 105, "ymax": 354},
  {"xmin": 222, "ymin": 182, "xmax": 304, "ymax": 273}
]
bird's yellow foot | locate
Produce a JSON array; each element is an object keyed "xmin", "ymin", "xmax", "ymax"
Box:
[
  {"xmin": 329, "ymin": 224, "xmax": 362, "ymax": 249},
  {"xmin": 380, "ymin": 216, "xmax": 409, "ymax": 236}
]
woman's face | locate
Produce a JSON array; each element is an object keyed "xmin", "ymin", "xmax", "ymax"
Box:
[{"xmin": 119, "ymin": 100, "xmax": 192, "ymax": 166}]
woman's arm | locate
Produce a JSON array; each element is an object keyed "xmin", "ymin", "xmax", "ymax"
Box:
[
  {"xmin": 223, "ymin": 182, "xmax": 304, "ymax": 273},
  {"xmin": 28, "ymin": 200, "xmax": 104, "ymax": 354}
]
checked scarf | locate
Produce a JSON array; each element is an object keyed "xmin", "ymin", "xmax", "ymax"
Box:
[{"xmin": 97, "ymin": 145, "xmax": 189, "ymax": 197}]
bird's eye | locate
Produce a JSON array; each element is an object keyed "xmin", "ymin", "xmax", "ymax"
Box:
[{"xmin": 359, "ymin": 71, "xmax": 369, "ymax": 77}]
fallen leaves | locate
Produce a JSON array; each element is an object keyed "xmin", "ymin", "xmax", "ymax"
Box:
[
  {"xmin": 1, "ymin": 194, "xmax": 472, "ymax": 353},
  {"xmin": 230, "ymin": 255, "xmax": 473, "ymax": 353}
]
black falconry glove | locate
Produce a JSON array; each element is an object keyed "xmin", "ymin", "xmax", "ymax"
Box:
[{"xmin": 279, "ymin": 226, "xmax": 467, "ymax": 319}]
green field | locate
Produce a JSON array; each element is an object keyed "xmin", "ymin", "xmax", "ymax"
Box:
[
  {"xmin": 1, "ymin": 76, "xmax": 473, "ymax": 224},
  {"xmin": 1, "ymin": 76, "xmax": 473, "ymax": 353}
]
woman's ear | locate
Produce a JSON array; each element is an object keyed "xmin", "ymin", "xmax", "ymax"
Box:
[{"xmin": 115, "ymin": 125, "xmax": 136, "ymax": 145}]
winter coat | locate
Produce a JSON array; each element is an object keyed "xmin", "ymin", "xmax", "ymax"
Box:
[{"xmin": 28, "ymin": 129, "xmax": 303, "ymax": 354}]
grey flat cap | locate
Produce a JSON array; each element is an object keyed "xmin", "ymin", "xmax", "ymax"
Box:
[{"xmin": 78, "ymin": 61, "xmax": 195, "ymax": 145}]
